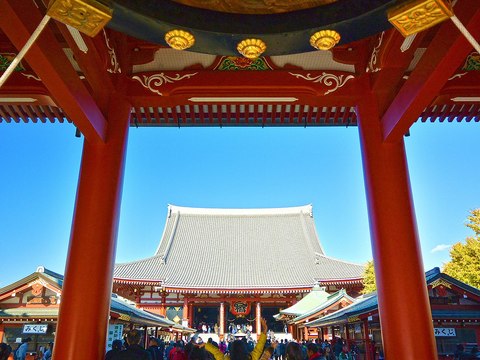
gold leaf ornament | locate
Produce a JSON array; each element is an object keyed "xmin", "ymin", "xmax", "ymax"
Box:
[
  {"xmin": 237, "ymin": 39, "xmax": 267, "ymax": 59},
  {"xmin": 310, "ymin": 30, "xmax": 341, "ymax": 50},
  {"xmin": 47, "ymin": 0, "xmax": 112, "ymax": 37},
  {"xmin": 388, "ymin": 0, "xmax": 453, "ymax": 37},
  {"xmin": 165, "ymin": 30, "xmax": 195, "ymax": 50}
]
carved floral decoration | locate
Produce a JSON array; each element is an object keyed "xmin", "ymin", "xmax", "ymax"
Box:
[
  {"xmin": 215, "ymin": 56, "xmax": 272, "ymax": 71},
  {"xmin": 288, "ymin": 72, "xmax": 355, "ymax": 95},
  {"xmin": 367, "ymin": 32, "xmax": 385, "ymax": 73},
  {"xmin": 0, "ymin": 54, "xmax": 24, "ymax": 72},
  {"xmin": 103, "ymin": 29, "xmax": 121, "ymax": 74},
  {"xmin": 132, "ymin": 73, "xmax": 198, "ymax": 96}
]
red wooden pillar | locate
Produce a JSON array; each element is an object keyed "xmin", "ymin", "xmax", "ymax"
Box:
[
  {"xmin": 183, "ymin": 298, "xmax": 189, "ymax": 323},
  {"xmin": 53, "ymin": 100, "xmax": 131, "ymax": 360},
  {"xmin": 357, "ymin": 97, "xmax": 437, "ymax": 360},
  {"xmin": 0, "ymin": 324, "xmax": 4, "ymax": 343},
  {"xmin": 160, "ymin": 293, "xmax": 167, "ymax": 316},
  {"xmin": 256, "ymin": 302, "xmax": 261, "ymax": 335},
  {"xmin": 188, "ymin": 302, "xmax": 194, "ymax": 328},
  {"xmin": 345, "ymin": 324, "xmax": 350, "ymax": 347},
  {"xmin": 363, "ymin": 320, "xmax": 372, "ymax": 360},
  {"xmin": 219, "ymin": 302, "xmax": 225, "ymax": 335}
]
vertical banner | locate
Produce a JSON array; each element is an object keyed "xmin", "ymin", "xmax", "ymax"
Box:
[{"xmin": 106, "ymin": 324, "xmax": 123, "ymax": 351}]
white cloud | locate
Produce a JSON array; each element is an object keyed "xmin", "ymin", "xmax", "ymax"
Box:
[{"xmin": 431, "ymin": 244, "xmax": 452, "ymax": 253}]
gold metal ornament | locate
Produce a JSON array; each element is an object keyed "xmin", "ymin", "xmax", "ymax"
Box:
[
  {"xmin": 388, "ymin": 0, "xmax": 453, "ymax": 37},
  {"xmin": 237, "ymin": 39, "xmax": 267, "ymax": 59},
  {"xmin": 165, "ymin": 30, "xmax": 195, "ymax": 50},
  {"xmin": 310, "ymin": 30, "xmax": 341, "ymax": 51},
  {"xmin": 47, "ymin": 0, "xmax": 112, "ymax": 37}
]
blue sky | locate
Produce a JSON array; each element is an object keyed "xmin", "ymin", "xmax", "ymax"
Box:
[{"xmin": 0, "ymin": 121, "xmax": 479, "ymax": 287}]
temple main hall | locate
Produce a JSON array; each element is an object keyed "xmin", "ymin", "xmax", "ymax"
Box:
[{"xmin": 112, "ymin": 204, "xmax": 364, "ymax": 336}]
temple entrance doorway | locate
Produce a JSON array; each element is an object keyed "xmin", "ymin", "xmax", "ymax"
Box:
[
  {"xmin": 263, "ymin": 307, "xmax": 284, "ymax": 332},
  {"xmin": 193, "ymin": 305, "xmax": 220, "ymax": 333},
  {"xmin": 226, "ymin": 316, "xmax": 256, "ymax": 335}
]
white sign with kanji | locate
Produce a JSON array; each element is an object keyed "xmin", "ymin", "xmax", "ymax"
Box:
[
  {"xmin": 434, "ymin": 328, "xmax": 456, "ymax": 337},
  {"xmin": 23, "ymin": 324, "xmax": 48, "ymax": 334}
]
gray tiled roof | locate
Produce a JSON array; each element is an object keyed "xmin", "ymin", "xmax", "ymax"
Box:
[
  {"xmin": 307, "ymin": 268, "xmax": 480, "ymax": 327},
  {"xmin": 306, "ymin": 292, "xmax": 378, "ymax": 327},
  {"xmin": 114, "ymin": 205, "xmax": 364, "ymax": 289},
  {"xmin": 0, "ymin": 268, "xmax": 179, "ymax": 328}
]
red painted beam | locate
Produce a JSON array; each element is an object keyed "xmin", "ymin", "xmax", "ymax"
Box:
[
  {"xmin": 381, "ymin": 0, "xmax": 480, "ymax": 143},
  {"xmin": 0, "ymin": 0, "xmax": 107, "ymax": 143}
]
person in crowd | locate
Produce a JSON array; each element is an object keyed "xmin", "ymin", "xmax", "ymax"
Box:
[
  {"xmin": 279, "ymin": 340, "xmax": 286, "ymax": 360},
  {"xmin": 166, "ymin": 341, "xmax": 176, "ymax": 359},
  {"xmin": 158, "ymin": 339, "xmax": 165, "ymax": 360},
  {"xmin": 205, "ymin": 318, "xmax": 268, "ymax": 360},
  {"xmin": 15, "ymin": 338, "xmax": 31, "ymax": 360},
  {"xmin": 338, "ymin": 345, "xmax": 352, "ymax": 360},
  {"xmin": 105, "ymin": 340, "xmax": 123, "ymax": 360},
  {"xmin": 0, "ymin": 343, "xmax": 14, "ymax": 360},
  {"xmin": 273, "ymin": 341, "xmax": 281, "ymax": 360},
  {"xmin": 147, "ymin": 337, "xmax": 163, "ymax": 360},
  {"xmin": 259, "ymin": 341, "xmax": 277, "ymax": 360},
  {"xmin": 169, "ymin": 341, "xmax": 187, "ymax": 360},
  {"xmin": 285, "ymin": 342, "xmax": 303, "ymax": 360},
  {"xmin": 306, "ymin": 343, "xmax": 322, "ymax": 360},
  {"xmin": 469, "ymin": 345, "xmax": 480, "ymax": 359},
  {"xmin": 332, "ymin": 338, "xmax": 343, "ymax": 359},
  {"xmin": 219, "ymin": 339, "xmax": 227, "ymax": 354},
  {"xmin": 188, "ymin": 336, "xmax": 208, "ymax": 360},
  {"xmin": 42, "ymin": 342, "xmax": 53, "ymax": 360},
  {"xmin": 117, "ymin": 329, "xmax": 151, "ymax": 360}
]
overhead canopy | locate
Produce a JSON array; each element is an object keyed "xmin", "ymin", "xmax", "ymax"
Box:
[{"xmin": 0, "ymin": 0, "xmax": 478, "ymax": 144}]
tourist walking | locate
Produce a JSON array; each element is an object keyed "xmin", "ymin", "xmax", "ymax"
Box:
[
  {"xmin": 115, "ymin": 329, "xmax": 151, "ymax": 359},
  {"xmin": 106, "ymin": 340, "xmax": 123, "ymax": 360},
  {"xmin": 0, "ymin": 343, "xmax": 14, "ymax": 360},
  {"xmin": 285, "ymin": 342, "xmax": 303, "ymax": 360},
  {"xmin": 205, "ymin": 318, "xmax": 268, "ymax": 360},
  {"xmin": 147, "ymin": 338, "xmax": 163, "ymax": 360},
  {"xmin": 169, "ymin": 341, "xmax": 187, "ymax": 360},
  {"xmin": 42, "ymin": 343, "xmax": 53, "ymax": 360},
  {"xmin": 15, "ymin": 338, "xmax": 31, "ymax": 360}
]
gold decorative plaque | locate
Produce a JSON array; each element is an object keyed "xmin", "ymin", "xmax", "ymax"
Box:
[
  {"xmin": 47, "ymin": 0, "xmax": 112, "ymax": 37},
  {"xmin": 165, "ymin": 30, "xmax": 195, "ymax": 50},
  {"xmin": 430, "ymin": 278, "xmax": 452, "ymax": 289},
  {"xmin": 310, "ymin": 30, "xmax": 341, "ymax": 51},
  {"xmin": 388, "ymin": 0, "xmax": 453, "ymax": 37},
  {"xmin": 237, "ymin": 39, "xmax": 267, "ymax": 59}
]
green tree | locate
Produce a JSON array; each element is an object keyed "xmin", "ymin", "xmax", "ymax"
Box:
[
  {"xmin": 443, "ymin": 209, "xmax": 480, "ymax": 289},
  {"xmin": 362, "ymin": 260, "xmax": 376, "ymax": 294}
]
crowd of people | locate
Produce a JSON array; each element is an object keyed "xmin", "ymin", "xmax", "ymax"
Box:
[
  {"xmin": 0, "ymin": 338, "xmax": 53, "ymax": 360},
  {"xmin": 103, "ymin": 320, "xmax": 369, "ymax": 360}
]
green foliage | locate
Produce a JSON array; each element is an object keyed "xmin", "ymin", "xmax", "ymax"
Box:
[
  {"xmin": 443, "ymin": 209, "xmax": 480, "ymax": 289},
  {"xmin": 361, "ymin": 260, "xmax": 376, "ymax": 294}
]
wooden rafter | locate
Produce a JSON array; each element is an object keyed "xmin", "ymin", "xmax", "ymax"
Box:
[
  {"xmin": 0, "ymin": 0, "xmax": 107, "ymax": 143},
  {"xmin": 381, "ymin": 0, "xmax": 480, "ymax": 143}
]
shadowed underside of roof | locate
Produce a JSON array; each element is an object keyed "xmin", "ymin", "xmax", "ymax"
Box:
[{"xmin": 114, "ymin": 205, "xmax": 364, "ymax": 289}]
